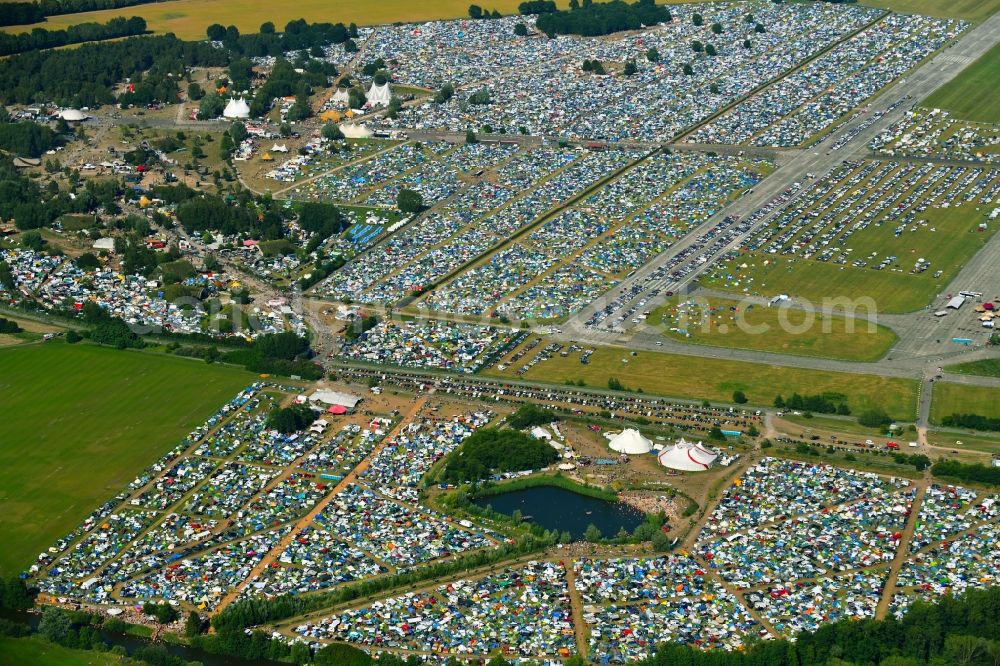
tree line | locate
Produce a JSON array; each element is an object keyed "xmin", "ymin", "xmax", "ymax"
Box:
[
  {"xmin": 932, "ymin": 459, "xmax": 1000, "ymax": 487},
  {"xmin": 0, "ymin": 0, "xmax": 164, "ymax": 26},
  {"xmin": 0, "ymin": 16, "xmax": 147, "ymax": 56},
  {"xmin": 0, "ymin": 34, "xmax": 228, "ymax": 106},
  {"xmin": 535, "ymin": 0, "xmax": 671, "ymax": 37},
  {"xmin": 0, "ymin": 119, "xmax": 63, "ymax": 157},
  {"xmin": 941, "ymin": 412, "xmax": 1000, "ymax": 432}
]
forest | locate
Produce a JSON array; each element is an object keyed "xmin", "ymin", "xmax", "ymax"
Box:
[{"xmin": 0, "ymin": 16, "xmax": 148, "ymax": 56}]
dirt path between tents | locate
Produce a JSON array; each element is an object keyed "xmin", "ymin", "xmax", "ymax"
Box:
[
  {"xmin": 213, "ymin": 394, "xmax": 431, "ymax": 614},
  {"xmin": 875, "ymin": 478, "xmax": 927, "ymax": 620},
  {"xmin": 563, "ymin": 561, "xmax": 589, "ymax": 659}
]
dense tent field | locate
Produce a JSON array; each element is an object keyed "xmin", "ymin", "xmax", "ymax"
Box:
[
  {"xmin": 923, "ymin": 41, "xmax": 1000, "ymax": 122},
  {"xmin": 0, "ymin": 342, "xmax": 256, "ymax": 575}
]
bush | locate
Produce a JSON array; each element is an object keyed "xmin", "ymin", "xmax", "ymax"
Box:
[
  {"xmin": 858, "ymin": 408, "xmax": 892, "ymax": 428},
  {"xmin": 0, "ymin": 317, "xmax": 22, "ymax": 334},
  {"xmin": 65, "ymin": 329, "xmax": 82, "ymax": 343}
]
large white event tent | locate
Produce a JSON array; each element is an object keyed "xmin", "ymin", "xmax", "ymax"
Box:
[
  {"xmin": 223, "ymin": 97, "xmax": 250, "ymax": 119},
  {"xmin": 608, "ymin": 428, "xmax": 653, "ymax": 455},
  {"xmin": 657, "ymin": 439, "xmax": 719, "ymax": 471},
  {"xmin": 366, "ymin": 82, "xmax": 392, "ymax": 107}
]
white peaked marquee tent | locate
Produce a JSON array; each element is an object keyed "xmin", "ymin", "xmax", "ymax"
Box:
[
  {"xmin": 657, "ymin": 439, "xmax": 719, "ymax": 471},
  {"xmin": 223, "ymin": 97, "xmax": 250, "ymax": 119},
  {"xmin": 608, "ymin": 428, "xmax": 653, "ymax": 455},
  {"xmin": 366, "ymin": 82, "xmax": 392, "ymax": 107}
]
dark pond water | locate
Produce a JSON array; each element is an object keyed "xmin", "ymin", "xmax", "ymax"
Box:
[{"xmin": 472, "ymin": 484, "xmax": 645, "ymax": 539}]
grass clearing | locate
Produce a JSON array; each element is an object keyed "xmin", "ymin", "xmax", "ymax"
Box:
[
  {"xmin": 927, "ymin": 430, "xmax": 1000, "ymax": 454},
  {"xmin": 650, "ymin": 296, "xmax": 897, "ymax": 361},
  {"xmin": 930, "ymin": 381, "xmax": 1000, "ymax": 423},
  {"xmin": 924, "ymin": 41, "xmax": 1000, "ymax": 122},
  {"xmin": 0, "ymin": 342, "xmax": 256, "ymax": 575},
  {"xmin": 861, "ymin": 0, "xmax": 1000, "ymax": 22},
  {"xmin": 946, "ymin": 357, "xmax": 1000, "ymax": 377},
  {"xmin": 704, "ymin": 200, "xmax": 998, "ymax": 313},
  {"xmin": 0, "ymin": 637, "xmax": 120, "ymax": 666},
  {"xmin": 485, "ymin": 343, "xmax": 918, "ymax": 418}
]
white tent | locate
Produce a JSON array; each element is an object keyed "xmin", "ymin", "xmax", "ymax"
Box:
[
  {"xmin": 223, "ymin": 97, "xmax": 250, "ymax": 119},
  {"xmin": 608, "ymin": 428, "xmax": 653, "ymax": 455},
  {"xmin": 339, "ymin": 123, "xmax": 373, "ymax": 139},
  {"xmin": 57, "ymin": 108, "xmax": 87, "ymax": 122},
  {"xmin": 331, "ymin": 88, "xmax": 350, "ymax": 106},
  {"xmin": 657, "ymin": 439, "xmax": 719, "ymax": 471},
  {"xmin": 366, "ymin": 82, "xmax": 392, "ymax": 107}
]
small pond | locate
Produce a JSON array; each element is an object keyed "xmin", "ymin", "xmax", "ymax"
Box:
[{"xmin": 472, "ymin": 484, "xmax": 645, "ymax": 539}]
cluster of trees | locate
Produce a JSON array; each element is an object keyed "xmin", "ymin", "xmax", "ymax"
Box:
[
  {"xmin": 933, "ymin": 459, "xmax": 1000, "ymax": 486},
  {"xmin": 344, "ymin": 313, "xmax": 378, "ymax": 341},
  {"xmin": 0, "ymin": 2, "xmax": 45, "ymax": 27},
  {"xmin": 0, "ymin": 576, "xmax": 32, "ymax": 610},
  {"xmin": 443, "ymin": 428, "xmax": 559, "ymax": 482},
  {"xmin": 140, "ymin": 601, "xmax": 179, "ymax": 624},
  {"xmin": 581, "ymin": 59, "xmax": 606, "ymax": 74},
  {"xmin": 0, "ymin": 120, "xmax": 62, "ymax": 157},
  {"xmin": 89, "ymin": 318, "xmax": 146, "ymax": 349},
  {"xmin": 774, "ymin": 392, "xmax": 851, "ymax": 415},
  {"xmin": 0, "ymin": 34, "xmax": 228, "ymax": 106},
  {"xmin": 507, "ymin": 403, "xmax": 556, "ymax": 430},
  {"xmin": 858, "ymin": 408, "xmax": 892, "ymax": 428},
  {"xmin": 396, "ymin": 188, "xmax": 424, "ymax": 213},
  {"xmin": 298, "ymin": 201, "xmax": 347, "ymax": 250},
  {"xmin": 518, "ymin": 0, "xmax": 557, "ymax": 13},
  {"xmin": 207, "ymin": 19, "xmax": 358, "ymax": 57},
  {"xmin": 0, "ymin": 16, "xmax": 147, "ymax": 57},
  {"xmin": 536, "ymin": 0, "xmax": 671, "ymax": 37},
  {"xmin": 176, "ymin": 194, "xmax": 270, "ymax": 238},
  {"xmin": 639, "ymin": 587, "xmax": 1000, "ymax": 666},
  {"xmin": 221, "ymin": 331, "xmax": 323, "ymax": 379},
  {"xmin": 0, "ymin": 317, "xmax": 24, "ymax": 334},
  {"xmin": 268, "ymin": 404, "xmax": 319, "ymax": 434},
  {"xmin": 38, "ymin": 0, "xmax": 161, "ymax": 18},
  {"xmin": 941, "ymin": 412, "xmax": 1000, "ymax": 432},
  {"xmin": 467, "ymin": 5, "xmax": 504, "ymax": 19}
]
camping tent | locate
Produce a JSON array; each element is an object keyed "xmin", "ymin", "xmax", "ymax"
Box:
[
  {"xmin": 223, "ymin": 98, "xmax": 250, "ymax": 119},
  {"xmin": 608, "ymin": 428, "xmax": 653, "ymax": 455},
  {"xmin": 657, "ymin": 439, "xmax": 719, "ymax": 471},
  {"xmin": 366, "ymin": 82, "xmax": 392, "ymax": 107}
]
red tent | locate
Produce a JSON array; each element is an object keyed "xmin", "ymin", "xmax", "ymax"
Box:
[{"xmin": 328, "ymin": 405, "xmax": 348, "ymax": 415}]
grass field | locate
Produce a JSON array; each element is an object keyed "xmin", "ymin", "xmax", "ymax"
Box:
[
  {"xmin": 704, "ymin": 201, "xmax": 997, "ymax": 313},
  {"xmin": 923, "ymin": 41, "xmax": 1000, "ymax": 122},
  {"xmin": 0, "ymin": 343, "xmax": 256, "ymax": 575},
  {"xmin": 930, "ymin": 381, "xmax": 1000, "ymax": 423},
  {"xmin": 650, "ymin": 296, "xmax": 897, "ymax": 361},
  {"xmin": 945, "ymin": 357, "xmax": 1000, "ymax": 377},
  {"xmin": 863, "ymin": 0, "xmax": 1000, "ymax": 21},
  {"xmin": 927, "ymin": 430, "xmax": 1000, "ymax": 454},
  {"xmin": 0, "ymin": 637, "xmax": 119, "ymax": 666},
  {"xmin": 486, "ymin": 342, "xmax": 918, "ymax": 418}
]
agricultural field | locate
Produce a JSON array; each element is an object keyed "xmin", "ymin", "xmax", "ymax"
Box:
[
  {"xmin": 0, "ymin": 0, "xmax": 538, "ymax": 40},
  {"xmin": 930, "ymin": 381, "xmax": 1000, "ymax": 422},
  {"xmin": 702, "ymin": 160, "xmax": 1000, "ymax": 313},
  {"xmin": 485, "ymin": 341, "xmax": 919, "ymax": 418},
  {"xmin": 864, "ymin": 0, "xmax": 1000, "ymax": 22},
  {"xmin": 945, "ymin": 357, "xmax": 1000, "ymax": 377},
  {"xmin": 0, "ymin": 343, "xmax": 256, "ymax": 575},
  {"xmin": 650, "ymin": 296, "xmax": 897, "ymax": 361},
  {"xmin": 923, "ymin": 41, "xmax": 1000, "ymax": 122}
]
